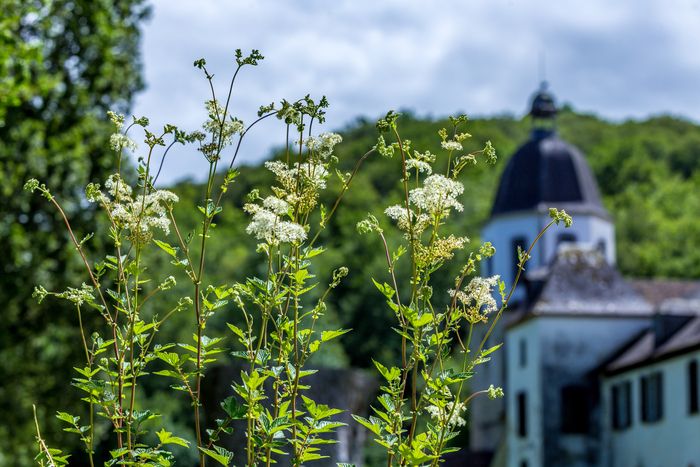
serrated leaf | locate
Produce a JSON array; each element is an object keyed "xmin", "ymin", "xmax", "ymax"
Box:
[
  {"xmin": 321, "ymin": 329, "xmax": 350, "ymax": 343},
  {"xmin": 153, "ymin": 239, "xmax": 178, "ymax": 258},
  {"xmin": 198, "ymin": 446, "xmax": 233, "ymax": 466},
  {"xmin": 156, "ymin": 428, "xmax": 190, "ymax": 447}
]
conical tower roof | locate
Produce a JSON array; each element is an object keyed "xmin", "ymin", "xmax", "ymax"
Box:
[{"xmin": 490, "ymin": 85, "xmax": 609, "ymax": 219}]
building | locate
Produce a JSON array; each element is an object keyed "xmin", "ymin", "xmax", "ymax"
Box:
[{"xmin": 469, "ymin": 85, "xmax": 700, "ymax": 467}]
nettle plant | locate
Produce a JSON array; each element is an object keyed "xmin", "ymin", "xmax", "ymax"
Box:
[
  {"xmin": 25, "ymin": 50, "xmax": 572, "ymax": 467},
  {"xmin": 352, "ymin": 112, "xmax": 572, "ymax": 465},
  {"xmin": 26, "ymin": 50, "xmax": 372, "ymax": 467}
]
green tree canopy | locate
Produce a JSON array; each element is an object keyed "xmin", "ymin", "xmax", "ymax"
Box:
[{"xmin": 0, "ymin": 1, "xmax": 149, "ymax": 463}]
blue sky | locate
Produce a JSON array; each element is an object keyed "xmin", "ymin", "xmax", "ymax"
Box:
[{"xmin": 132, "ymin": 0, "xmax": 700, "ymax": 185}]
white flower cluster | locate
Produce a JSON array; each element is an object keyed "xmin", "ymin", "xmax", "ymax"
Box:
[
  {"xmin": 409, "ymin": 174, "xmax": 464, "ymax": 216},
  {"xmin": 425, "ymin": 401, "xmax": 466, "ymax": 428},
  {"xmin": 202, "ymin": 100, "xmax": 244, "ymax": 146},
  {"xmin": 110, "ymin": 133, "xmax": 137, "ymax": 152},
  {"xmin": 264, "ymin": 161, "xmax": 329, "ymax": 191},
  {"xmin": 306, "ymin": 132, "xmax": 342, "ymax": 159},
  {"xmin": 104, "ymin": 174, "xmax": 133, "ymax": 199},
  {"xmin": 441, "ymin": 140, "xmax": 463, "ymax": 152},
  {"xmin": 92, "ymin": 174, "xmax": 178, "ymax": 237},
  {"xmin": 244, "ymin": 199, "xmax": 306, "ymax": 245},
  {"xmin": 107, "ymin": 111, "xmax": 125, "ymax": 130},
  {"xmin": 405, "ymin": 158, "xmax": 432, "ymax": 174},
  {"xmin": 384, "ymin": 205, "xmax": 430, "ymax": 233},
  {"xmin": 449, "ymin": 275, "xmax": 500, "ymax": 321}
]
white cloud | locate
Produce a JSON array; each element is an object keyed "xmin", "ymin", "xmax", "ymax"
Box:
[{"xmin": 132, "ymin": 0, "xmax": 700, "ymax": 185}]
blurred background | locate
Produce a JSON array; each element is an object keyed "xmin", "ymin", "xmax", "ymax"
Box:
[{"xmin": 2, "ymin": 0, "xmax": 700, "ymax": 465}]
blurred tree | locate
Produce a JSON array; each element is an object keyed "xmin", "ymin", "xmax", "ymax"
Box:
[{"xmin": 0, "ymin": 0, "xmax": 149, "ymax": 463}]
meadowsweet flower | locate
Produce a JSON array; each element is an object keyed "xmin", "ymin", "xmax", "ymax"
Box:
[
  {"xmin": 425, "ymin": 401, "xmax": 466, "ymax": 427},
  {"xmin": 99, "ymin": 174, "xmax": 178, "ymax": 239},
  {"xmin": 306, "ymin": 132, "xmax": 342, "ymax": 159},
  {"xmin": 244, "ymin": 203, "xmax": 306, "ymax": 245},
  {"xmin": 549, "ymin": 207, "xmax": 573, "ymax": 227},
  {"xmin": 107, "ymin": 111, "xmax": 125, "ymax": 130},
  {"xmin": 406, "ymin": 158, "xmax": 432, "ymax": 174},
  {"xmin": 408, "ymin": 174, "xmax": 464, "ymax": 217},
  {"xmin": 413, "ymin": 150, "xmax": 436, "ymax": 163},
  {"xmin": 441, "ymin": 140, "xmax": 462, "ymax": 152},
  {"xmin": 24, "ymin": 179, "xmax": 40, "ymax": 192},
  {"xmin": 159, "ymin": 276, "xmax": 177, "ymax": 291},
  {"xmin": 262, "ymin": 196, "xmax": 289, "ymax": 215},
  {"xmin": 202, "ymin": 100, "xmax": 244, "ymax": 145},
  {"xmin": 56, "ymin": 283, "xmax": 95, "ymax": 306},
  {"xmin": 109, "ymin": 133, "xmax": 137, "ymax": 152},
  {"xmin": 488, "ymin": 385, "xmax": 504, "ymax": 400},
  {"xmin": 416, "ymin": 235, "xmax": 468, "ymax": 267},
  {"xmin": 356, "ymin": 214, "xmax": 382, "ymax": 234},
  {"xmin": 32, "ymin": 285, "xmax": 48, "ymax": 304},
  {"xmin": 449, "ymin": 275, "xmax": 500, "ymax": 323},
  {"xmin": 384, "ymin": 205, "xmax": 430, "ymax": 233},
  {"xmin": 104, "ymin": 174, "xmax": 133, "ymax": 199}
]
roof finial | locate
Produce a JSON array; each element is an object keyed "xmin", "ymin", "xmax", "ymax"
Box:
[{"xmin": 538, "ymin": 51, "xmax": 547, "ymax": 86}]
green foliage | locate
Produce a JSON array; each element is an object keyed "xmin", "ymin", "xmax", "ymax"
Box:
[
  {"xmin": 347, "ymin": 114, "xmax": 565, "ymax": 464},
  {"xmin": 0, "ymin": 1, "xmax": 149, "ymax": 463},
  {"xmin": 27, "ymin": 51, "xmax": 357, "ymax": 467}
]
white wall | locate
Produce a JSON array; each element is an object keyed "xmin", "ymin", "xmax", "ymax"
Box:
[
  {"xmin": 482, "ymin": 210, "xmax": 616, "ymax": 295},
  {"xmin": 601, "ymin": 351, "xmax": 700, "ymax": 467},
  {"xmin": 506, "ymin": 319, "xmax": 543, "ymax": 467},
  {"xmin": 505, "ymin": 315, "xmax": 650, "ymax": 467}
]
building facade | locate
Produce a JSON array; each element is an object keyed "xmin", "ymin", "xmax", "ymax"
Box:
[{"xmin": 469, "ymin": 85, "xmax": 700, "ymax": 467}]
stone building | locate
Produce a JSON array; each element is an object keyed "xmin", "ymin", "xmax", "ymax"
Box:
[{"xmin": 469, "ymin": 85, "xmax": 700, "ymax": 467}]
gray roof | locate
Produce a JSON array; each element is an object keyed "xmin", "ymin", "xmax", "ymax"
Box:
[
  {"xmin": 605, "ymin": 317, "xmax": 700, "ymax": 374},
  {"xmin": 630, "ymin": 279, "xmax": 700, "ymax": 311},
  {"xmin": 529, "ymin": 249, "xmax": 653, "ymax": 316},
  {"xmin": 491, "ymin": 131, "xmax": 609, "ymax": 219}
]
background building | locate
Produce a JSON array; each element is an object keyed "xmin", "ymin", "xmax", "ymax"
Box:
[{"xmin": 470, "ymin": 86, "xmax": 700, "ymax": 467}]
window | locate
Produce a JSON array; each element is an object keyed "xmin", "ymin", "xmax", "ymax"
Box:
[
  {"xmin": 517, "ymin": 391, "xmax": 527, "ymax": 437},
  {"xmin": 640, "ymin": 372, "xmax": 663, "ymax": 423},
  {"xmin": 561, "ymin": 385, "xmax": 589, "ymax": 433},
  {"xmin": 611, "ymin": 381, "xmax": 632, "ymax": 430},
  {"xmin": 557, "ymin": 233, "xmax": 577, "ymax": 245},
  {"xmin": 512, "ymin": 237, "xmax": 527, "ymax": 281},
  {"xmin": 519, "ymin": 338, "xmax": 527, "ymax": 368},
  {"xmin": 597, "ymin": 239, "xmax": 607, "ymax": 257},
  {"xmin": 689, "ymin": 360, "xmax": 699, "ymax": 414}
]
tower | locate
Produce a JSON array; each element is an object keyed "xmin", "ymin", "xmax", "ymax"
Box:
[{"xmin": 469, "ymin": 84, "xmax": 615, "ymax": 459}]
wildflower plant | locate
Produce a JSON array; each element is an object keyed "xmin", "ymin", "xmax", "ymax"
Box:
[
  {"xmin": 352, "ymin": 112, "xmax": 572, "ymax": 465},
  {"xmin": 24, "ymin": 48, "xmax": 573, "ymax": 467},
  {"xmin": 26, "ymin": 50, "xmax": 371, "ymax": 467}
]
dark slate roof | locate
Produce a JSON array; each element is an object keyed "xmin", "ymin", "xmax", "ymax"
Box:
[
  {"xmin": 528, "ymin": 249, "xmax": 653, "ymax": 316},
  {"xmin": 491, "ymin": 132, "xmax": 609, "ymax": 219},
  {"xmin": 605, "ymin": 317, "xmax": 700, "ymax": 374}
]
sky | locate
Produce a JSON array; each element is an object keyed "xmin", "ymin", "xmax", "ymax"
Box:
[{"xmin": 132, "ymin": 0, "xmax": 700, "ymax": 185}]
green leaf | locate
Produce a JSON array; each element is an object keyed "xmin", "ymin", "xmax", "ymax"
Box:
[
  {"xmin": 56, "ymin": 412, "xmax": 78, "ymax": 425},
  {"xmin": 351, "ymin": 414, "xmax": 381, "ymax": 435},
  {"xmin": 481, "ymin": 343, "xmax": 503, "ymax": 357},
  {"xmin": 411, "ymin": 312, "xmax": 433, "ymax": 328},
  {"xmin": 371, "ymin": 278, "xmax": 395, "ymax": 299},
  {"xmin": 220, "ymin": 396, "xmax": 246, "ymax": 419},
  {"xmin": 373, "ymin": 360, "xmax": 400, "ymax": 383},
  {"xmin": 321, "ymin": 329, "xmax": 350, "ymax": 343},
  {"xmin": 156, "ymin": 428, "xmax": 190, "ymax": 447},
  {"xmin": 153, "ymin": 239, "xmax": 178, "ymax": 258},
  {"xmin": 198, "ymin": 446, "xmax": 233, "ymax": 466}
]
